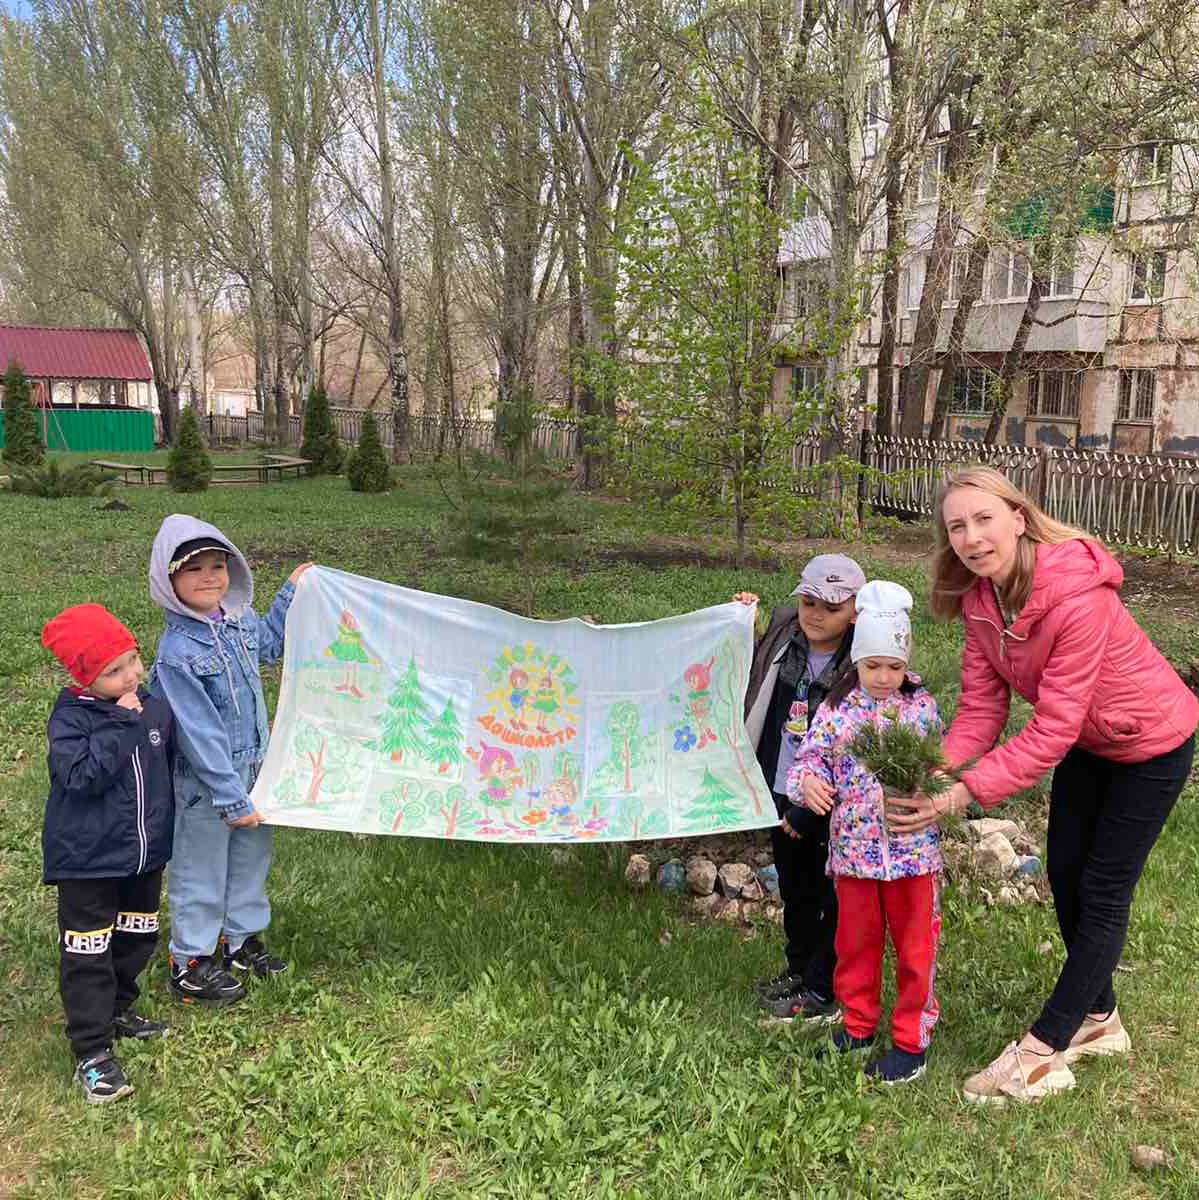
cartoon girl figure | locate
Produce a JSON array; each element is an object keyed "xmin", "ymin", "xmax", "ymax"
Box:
[
  {"xmin": 476, "ymin": 743, "xmax": 523, "ymax": 820},
  {"xmin": 532, "ymin": 671, "xmax": 560, "ymax": 733},
  {"xmin": 326, "ymin": 608, "xmax": 371, "ymax": 699},
  {"xmin": 683, "ymin": 656, "xmax": 717, "ymax": 748},
  {"xmin": 508, "ymin": 668, "xmax": 531, "ymax": 729}
]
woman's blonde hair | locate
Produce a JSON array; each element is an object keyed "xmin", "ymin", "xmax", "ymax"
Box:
[{"xmin": 929, "ymin": 466, "xmax": 1090, "ymax": 619}]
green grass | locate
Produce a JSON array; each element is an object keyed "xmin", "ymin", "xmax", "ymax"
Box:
[{"xmin": 1, "ymin": 462, "xmax": 1197, "ymax": 1199}]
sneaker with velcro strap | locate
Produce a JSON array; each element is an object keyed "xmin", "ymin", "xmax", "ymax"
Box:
[{"xmin": 74, "ymin": 1051, "xmax": 134, "ymax": 1105}]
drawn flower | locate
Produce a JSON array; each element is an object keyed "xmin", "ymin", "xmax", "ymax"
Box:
[
  {"xmin": 520, "ymin": 809, "xmax": 549, "ymax": 826},
  {"xmin": 550, "ymin": 803, "xmax": 573, "ymax": 817},
  {"xmin": 583, "ymin": 817, "xmax": 608, "ymax": 832},
  {"xmin": 674, "ymin": 725, "xmax": 697, "ymax": 752}
]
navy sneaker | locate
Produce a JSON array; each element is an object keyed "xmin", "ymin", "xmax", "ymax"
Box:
[
  {"xmin": 169, "ymin": 955, "xmax": 246, "ymax": 1005},
  {"xmin": 814, "ymin": 1028, "xmax": 877, "ymax": 1059},
  {"xmin": 866, "ymin": 1047, "xmax": 928, "ymax": 1085},
  {"xmin": 762, "ymin": 986, "xmax": 841, "ymax": 1024},
  {"xmin": 224, "ymin": 935, "xmax": 289, "ymax": 978},
  {"xmin": 74, "ymin": 1051, "xmax": 134, "ymax": 1105},
  {"xmin": 113, "ymin": 1009, "xmax": 170, "ymax": 1040}
]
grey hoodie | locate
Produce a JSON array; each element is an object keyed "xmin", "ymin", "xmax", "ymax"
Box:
[
  {"xmin": 149, "ymin": 513, "xmax": 255, "ymax": 620},
  {"xmin": 148, "ymin": 514, "xmax": 295, "ymax": 819}
]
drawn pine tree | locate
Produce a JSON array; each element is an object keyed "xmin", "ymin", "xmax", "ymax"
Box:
[
  {"xmin": 685, "ymin": 768, "xmax": 743, "ymax": 830},
  {"xmin": 377, "ymin": 656, "xmax": 430, "ymax": 764},
  {"xmin": 424, "ymin": 699, "xmax": 464, "ymax": 774}
]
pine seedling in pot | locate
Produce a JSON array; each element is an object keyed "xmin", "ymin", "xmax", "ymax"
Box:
[{"xmin": 847, "ymin": 715, "xmax": 968, "ymax": 834}]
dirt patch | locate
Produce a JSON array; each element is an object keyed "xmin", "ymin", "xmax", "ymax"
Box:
[
  {"xmin": 1117, "ymin": 554, "xmax": 1199, "ymax": 626},
  {"xmin": 593, "ymin": 541, "xmax": 785, "ymax": 572}
]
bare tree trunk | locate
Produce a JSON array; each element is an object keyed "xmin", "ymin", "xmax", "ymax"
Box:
[
  {"xmin": 985, "ymin": 272, "xmax": 1045, "ymax": 442},
  {"xmin": 368, "ymin": 0, "xmax": 409, "ymax": 464},
  {"xmin": 182, "ymin": 262, "xmax": 207, "ymax": 416},
  {"xmin": 347, "ymin": 326, "xmax": 367, "ymax": 407},
  {"xmin": 930, "ymin": 235, "xmax": 989, "ymax": 438}
]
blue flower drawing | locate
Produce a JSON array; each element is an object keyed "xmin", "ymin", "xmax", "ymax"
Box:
[{"xmin": 674, "ymin": 725, "xmax": 697, "ymax": 752}]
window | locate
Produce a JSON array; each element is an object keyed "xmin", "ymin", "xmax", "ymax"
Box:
[
  {"xmin": 792, "ymin": 365, "xmax": 824, "ymax": 407},
  {"xmin": 904, "ymin": 253, "xmax": 927, "ymax": 309},
  {"xmin": 988, "ymin": 247, "xmax": 1029, "ymax": 301},
  {"xmin": 781, "ymin": 263, "xmax": 826, "ymax": 321},
  {"xmin": 951, "ymin": 367, "xmax": 998, "ymax": 414},
  {"xmin": 973, "ymin": 145, "xmax": 996, "ymax": 195},
  {"xmin": 1046, "ymin": 246, "xmax": 1077, "ymax": 298},
  {"xmin": 1128, "ymin": 250, "xmax": 1167, "ymax": 302},
  {"xmin": 1117, "ymin": 369, "xmax": 1155, "ymax": 422},
  {"xmin": 918, "ymin": 143, "xmax": 946, "ymax": 202},
  {"xmin": 1131, "ymin": 141, "xmax": 1169, "ymax": 184},
  {"xmin": 1029, "ymin": 370, "xmax": 1081, "ymax": 418},
  {"xmin": 947, "ymin": 248, "xmax": 973, "ymax": 302},
  {"xmin": 796, "ymin": 166, "xmax": 821, "ymax": 219}
]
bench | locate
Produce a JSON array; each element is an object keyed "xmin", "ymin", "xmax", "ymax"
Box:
[{"xmin": 90, "ymin": 455, "xmax": 313, "ymax": 486}]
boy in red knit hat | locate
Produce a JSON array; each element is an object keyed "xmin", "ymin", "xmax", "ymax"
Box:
[{"xmin": 41, "ymin": 603, "xmax": 176, "ymax": 1104}]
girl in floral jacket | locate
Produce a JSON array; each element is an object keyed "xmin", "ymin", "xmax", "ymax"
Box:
[{"xmin": 787, "ymin": 581, "xmax": 943, "ymax": 1085}]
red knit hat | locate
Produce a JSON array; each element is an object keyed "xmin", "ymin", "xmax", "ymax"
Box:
[{"xmin": 42, "ymin": 604, "xmax": 138, "ymax": 687}]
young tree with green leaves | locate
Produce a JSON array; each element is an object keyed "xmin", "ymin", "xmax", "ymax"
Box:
[
  {"xmin": 167, "ymin": 406, "xmax": 213, "ymax": 492},
  {"xmin": 346, "ymin": 411, "xmax": 390, "ymax": 492},
  {"xmin": 1, "ymin": 359, "xmax": 43, "ymax": 466},
  {"xmin": 599, "ymin": 103, "xmax": 844, "ymax": 563},
  {"xmin": 301, "ymin": 383, "xmax": 344, "ymax": 474}
]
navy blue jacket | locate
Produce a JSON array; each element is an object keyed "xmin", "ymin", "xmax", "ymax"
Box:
[{"xmin": 43, "ymin": 688, "xmax": 175, "ymax": 882}]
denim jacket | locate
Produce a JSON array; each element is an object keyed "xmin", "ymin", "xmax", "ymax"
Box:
[{"xmin": 147, "ymin": 514, "xmax": 295, "ymax": 821}]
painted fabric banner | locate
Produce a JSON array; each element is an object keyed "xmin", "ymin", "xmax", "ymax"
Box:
[{"xmin": 252, "ymin": 566, "xmax": 775, "ymax": 842}]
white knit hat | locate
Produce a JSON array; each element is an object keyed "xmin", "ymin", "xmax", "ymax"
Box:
[{"xmin": 851, "ymin": 581, "xmax": 913, "ymax": 664}]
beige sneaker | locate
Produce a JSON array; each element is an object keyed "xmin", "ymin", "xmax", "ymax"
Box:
[
  {"xmin": 962, "ymin": 1041, "xmax": 1076, "ymax": 1105},
  {"xmin": 1064, "ymin": 1008, "xmax": 1132, "ymax": 1065}
]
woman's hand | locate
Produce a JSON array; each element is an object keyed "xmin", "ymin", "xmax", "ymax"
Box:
[
  {"xmin": 886, "ymin": 780, "xmax": 972, "ymax": 833},
  {"xmin": 801, "ymin": 773, "xmax": 835, "ymax": 815},
  {"xmin": 289, "ymin": 562, "xmax": 315, "ymax": 585},
  {"xmin": 732, "ymin": 591, "xmax": 759, "ymax": 606}
]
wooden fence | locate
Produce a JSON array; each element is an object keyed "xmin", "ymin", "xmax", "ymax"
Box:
[{"xmin": 196, "ymin": 408, "xmax": 1199, "ymax": 556}]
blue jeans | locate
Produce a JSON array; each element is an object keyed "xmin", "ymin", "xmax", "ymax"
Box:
[{"xmin": 168, "ymin": 767, "xmax": 273, "ymax": 961}]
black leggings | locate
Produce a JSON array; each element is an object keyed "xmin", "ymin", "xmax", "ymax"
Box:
[{"xmin": 1031, "ymin": 736, "xmax": 1194, "ymax": 1051}]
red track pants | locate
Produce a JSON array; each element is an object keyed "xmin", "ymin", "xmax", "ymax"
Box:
[{"xmin": 833, "ymin": 873, "xmax": 941, "ymax": 1054}]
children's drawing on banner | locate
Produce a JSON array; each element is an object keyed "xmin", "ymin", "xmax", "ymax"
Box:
[
  {"xmin": 270, "ymin": 721, "xmax": 371, "ymax": 823},
  {"xmin": 253, "ymin": 566, "xmax": 775, "ymax": 841},
  {"xmin": 669, "ymin": 656, "xmax": 717, "ymax": 752},
  {"xmin": 369, "ymin": 656, "xmax": 472, "ymax": 784},
  {"xmin": 479, "ymin": 643, "xmax": 581, "ymax": 747}
]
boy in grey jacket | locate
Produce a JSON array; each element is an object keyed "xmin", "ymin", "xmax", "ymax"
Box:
[{"xmin": 148, "ymin": 513, "xmax": 310, "ymax": 1004}]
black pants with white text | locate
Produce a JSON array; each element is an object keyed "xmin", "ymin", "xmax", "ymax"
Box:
[{"xmin": 56, "ymin": 869, "xmax": 163, "ymax": 1059}]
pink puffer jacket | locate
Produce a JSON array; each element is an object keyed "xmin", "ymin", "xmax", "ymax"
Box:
[{"xmin": 943, "ymin": 539, "xmax": 1198, "ymax": 806}]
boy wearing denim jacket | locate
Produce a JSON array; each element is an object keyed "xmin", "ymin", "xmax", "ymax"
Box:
[{"xmin": 148, "ymin": 513, "xmax": 311, "ymax": 1004}]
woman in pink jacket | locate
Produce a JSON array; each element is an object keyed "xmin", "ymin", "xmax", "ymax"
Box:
[{"xmin": 887, "ymin": 466, "xmax": 1197, "ymax": 1105}]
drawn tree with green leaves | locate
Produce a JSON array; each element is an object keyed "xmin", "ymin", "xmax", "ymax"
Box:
[
  {"xmin": 379, "ymin": 780, "xmax": 429, "ymax": 833},
  {"xmin": 590, "ymin": 702, "xmax": 654, "ymax": 809},
  {"xmin": 376, "ymin": 656, "xmax": 430, "ymax": 764},
  {"xmin": 424, "ymin": 699, "xmax": 464, "ymax": 774},
  {"xmin": 684, "ymin": 768, "xmax": 743, "ymax": 831},
  {"xmin": 293, "ymin": 723, "xmax": 366, "ymax": 806},
  {"xmin": 607, "ymin": 701, "xmax": 644, "ymax": 793}
]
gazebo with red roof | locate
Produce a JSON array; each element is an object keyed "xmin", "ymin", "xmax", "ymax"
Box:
[{"xmin": 0, "ymin": 324, "xmax": 153, "ymax": 409}]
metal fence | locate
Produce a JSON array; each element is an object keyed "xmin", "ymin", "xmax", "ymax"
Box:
[{"xmin": 194, "ymin": 407, "xmax": 1199, "ymax": 556}]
